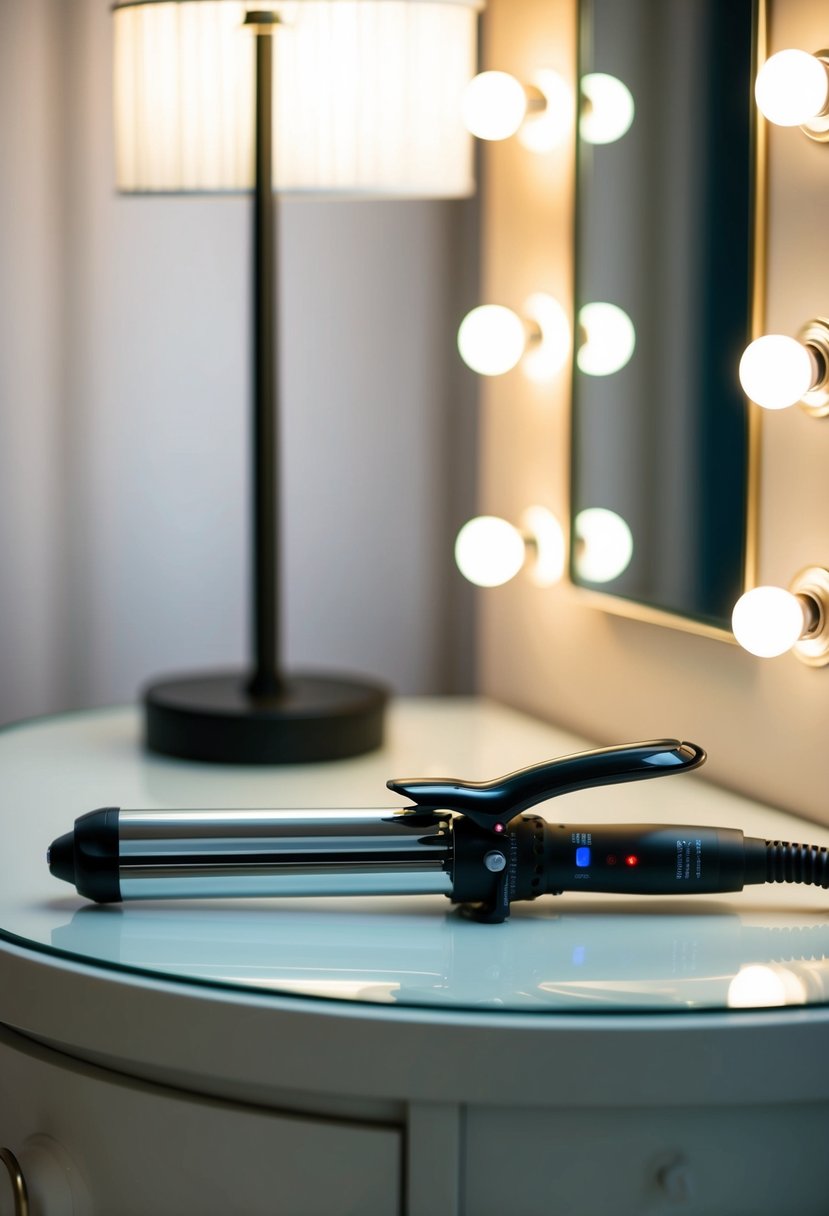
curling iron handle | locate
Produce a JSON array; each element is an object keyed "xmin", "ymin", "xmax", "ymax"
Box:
[
  {"xmin": 388, "ymin": 740, "xmax": 706, "ymax": 833},
  {"xmin": 544, "ymin": 824, "xmax": 767, "ymax": 896}
]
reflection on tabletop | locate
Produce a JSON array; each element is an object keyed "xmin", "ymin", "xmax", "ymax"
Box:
[{"xmin": 49, "ymin": 901, "xmax": 829, "ymax": 1014}]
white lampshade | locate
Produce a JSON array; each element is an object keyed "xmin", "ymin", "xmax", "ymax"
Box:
[{"xmin": 113, "ymin": 0, "xmax": 482, "ymax": 196}]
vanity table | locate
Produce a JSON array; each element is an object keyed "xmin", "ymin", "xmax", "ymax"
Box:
[{"xmin": 2, "ymin": 698, "xmax": 829, "ymax": 1216}]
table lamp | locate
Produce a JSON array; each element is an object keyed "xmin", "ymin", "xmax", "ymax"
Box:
[{"xmin": 111, "ymin": 0, "xmax": 481, "ymax": 763}]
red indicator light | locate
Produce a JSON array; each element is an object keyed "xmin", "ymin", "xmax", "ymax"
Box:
[
  {"xmin": 494, "ymin": 823, "xmax": 504, "ymax": 834},
  {"xmin": 606, "ymin": 854, "xmax": 618, "ymax": 866},
  {"xmin": 624, "ymin": 854, "xmax": 639, "ymax": 867}
]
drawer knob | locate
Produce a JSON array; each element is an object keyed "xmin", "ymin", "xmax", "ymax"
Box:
[{"xmin": 0, "ymin": 1147, "xmax": 29, "ymax": 1216}]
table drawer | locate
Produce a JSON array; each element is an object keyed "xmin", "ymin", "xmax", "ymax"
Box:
[{"xmin": 0, "ymin": 1024, "xmax": 401, "ymax": 1216}]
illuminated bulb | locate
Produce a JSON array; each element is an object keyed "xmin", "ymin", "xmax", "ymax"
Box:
[
  {"xmin": 731, "ymin": 586, "xmax": 808, "ymax": 658},
  {"xmin": 728, "ymin": 964, "xmax": 807, "ymax": 1009},
  {"xmin": 732, "ymin": 569, "xmax": 829, "ymax": 666},
  {"xmin": 754, "ymin": 49, "xmax": 829, "ymax": 127},
  {"xmin": 454, "ymin": 516, "xmax": 526, "ymax": 587},
  {"xmin": 738, "ymin": 335, "xmax": 816, "ymax": 410},
  {"xmin": 458, "ymin": 294, "xmax": 569, "ymax": 380},
  {"xmin": 577, "ymin": 302, "xmax": 636, "ymax": 376},
  {"xmin": 521, "ymin": 293, "xmax": 571, "ymax": 383},
  {"xmin": 574, "ymin": 508, "xmax": 633, "ymax": 583},
  {"xmin": 521, "ymin": 506, "xmax": 566, "ymax": 586},
  {"xmin": 462, "ymin": 69, "xmax": 572, "ymax": 150},
  {"xmin": 461, "ymin": 72, "xmax": 530, "ymax": 141},
  {"xmin": 455, "ymin": 508, "xmax": 566, "ymax": 588},
  {"xmin": 457, "ymin": 305, "xmax": 527, "ymax": 376},
  {"xmin": 580, "ymin": 73, "xmax": 635, "ymax": 145},
  {"xmin": 517, "ymin": 70, "xmax": 573, "ymax": 153}
]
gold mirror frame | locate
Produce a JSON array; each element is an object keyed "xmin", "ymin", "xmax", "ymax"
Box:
[{"xmin": 568, "ymin": 0, "xmax": 766, "ymax": 644}]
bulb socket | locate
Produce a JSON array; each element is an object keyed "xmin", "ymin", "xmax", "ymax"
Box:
[
  {"xmin": 523, "ymin": 318, "xmax": 544, "ymax": 350},
  {"xmin": 797, "ymin": 318, "xmax": 829, "ymax": 416},
  {"xmin": 789, "ymin": 567, "xmax": 829, "ymax": 666},
  {"xmin": 523, "ymin": 84, "xmax": 548, "ymax": 116}
]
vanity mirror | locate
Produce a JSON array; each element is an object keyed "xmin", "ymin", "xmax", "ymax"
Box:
[{"xmin": 570, "ymin": 0, "xmax": 763, "ymax": 636}]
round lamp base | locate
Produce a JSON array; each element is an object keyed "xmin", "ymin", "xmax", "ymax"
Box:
[{"xmin": 144, "ymin": 670, "xmax": 389, "ymax": 764}]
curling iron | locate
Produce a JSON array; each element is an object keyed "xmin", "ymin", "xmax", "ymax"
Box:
[{"xmin": 47, "ymin": 740, "xmax": 829, "ymax": 922}]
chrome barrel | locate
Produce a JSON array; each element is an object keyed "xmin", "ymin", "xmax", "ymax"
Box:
[{"xmin": 118, "ymin": 808, "xmax": 453, "ymax": 900}]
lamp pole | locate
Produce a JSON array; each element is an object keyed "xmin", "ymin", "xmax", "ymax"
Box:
[
  {"xmin": 245, "ymin": 11, "xmax": 282, "ymax": 699},
  {"xmin": 141, "ymin": 5, "xmax": 388, "ymax": 763}
]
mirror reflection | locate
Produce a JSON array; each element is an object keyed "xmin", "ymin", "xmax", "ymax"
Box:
[{"xmin": 571, "ymin": 0, "xmax": 758, "ymax": 632}]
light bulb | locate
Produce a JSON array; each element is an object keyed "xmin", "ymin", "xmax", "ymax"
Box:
[
  {"xmin": 728, "ymin": 964, "xmax": 807, "ymax": 1009},
  {"xmin": 574, "ymin": 508, "xmax": 633, "ymax": 583},
  {"xmin": 738, "ymin": 335, "xmax": 816, "ymax": 410},
  {"xmin": 732, "ymin": 568, "xmax": 829, "ymax": 666},
  {"xmin": 461, "ymin": 72, "xmax": 529, "ymax": 141},
  {"xmin": 754, "ymin": 50, "xmax": 829, "ymax": 127},
  {"xmin": 462, "ymin": 69, "xmax": 573, "ymax": 151},
  {"xmin": 454, "ymin": 516, "xmax": 526, "ymax": 587},
  {"xmin": 459, "ymin": 295, "xmax": 569, "ymax": 380},
  {"xmin": 517, "ymin": 70, "xmax": 573, "ymax": 153},
  {"xmin": 521, "ymin": 293, "xmax": 571, "ymax": 383},
  {"xmin": 731, "ymin": 586, "xmax": 807, "ymax": 657},
  {"xmin": 457, "ymin": 305, "xmax": 527, "ymax": 376},
  {"xmin": 521, "ymin": 506, "xmax": 565, "ymax": 586},
  {"xmin": 580, "ymin": 73, "xmax": 635, "ymax": 145},
  {"xmin": 455, "ymin": 508, "xmax": 565, "ymax": 588},
  {"xmin": 577, "ymin": 302, "xmax": 636, "ymax": 376}
]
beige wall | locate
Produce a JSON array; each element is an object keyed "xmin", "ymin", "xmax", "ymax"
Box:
[{"xmin": 478, "ymin": 0, "xmax": 829, "ymax": 824}]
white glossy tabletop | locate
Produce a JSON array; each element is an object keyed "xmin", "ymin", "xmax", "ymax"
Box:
[{"xmin": 2, "ymin": 698, "xmax": 829, "ymax": 1015}]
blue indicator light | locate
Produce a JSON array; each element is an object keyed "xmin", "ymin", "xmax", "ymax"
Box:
[{"xmin": 575, "ymin": 846, "xmax": 591, "ymax": 867}]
